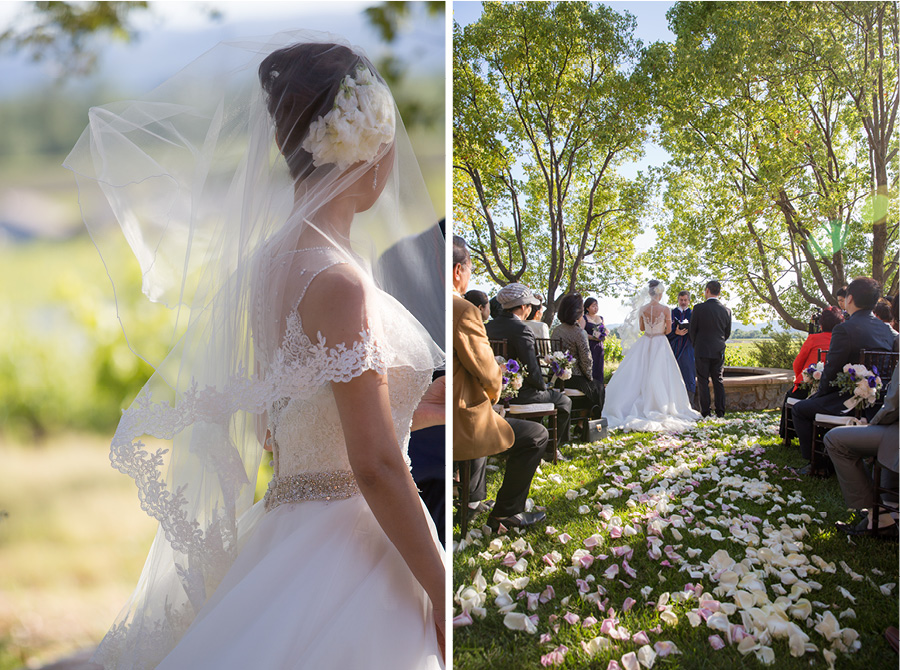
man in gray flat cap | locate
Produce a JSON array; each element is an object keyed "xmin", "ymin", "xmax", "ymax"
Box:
[{"xmin": 486, "ymin": 283, "xmax": 572, "ymax": 460}]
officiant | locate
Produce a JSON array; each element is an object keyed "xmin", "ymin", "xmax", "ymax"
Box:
[{"xmin": 668, "ymin": 290, "xmax": 697, "ymax": 399}]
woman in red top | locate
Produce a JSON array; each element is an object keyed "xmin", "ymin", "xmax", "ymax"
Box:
[
  {"xmin": 791, "ymin": 306, "xmax": 844, "ymax": 392},
  {"xmin": 780, "ymin": 307, "xmax": 843, "ymax": 440}
]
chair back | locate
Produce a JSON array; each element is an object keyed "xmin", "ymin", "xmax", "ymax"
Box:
[
  {"xmin": 534, "ymin": 337, "xmax": 554, "ymax": 358},
  {"xmin": 862, "ymin": 349, "xmax": 899, "ymax": 392},
  {"xmin": 489, "ymin": 339, "xmax": 508, "ymax": 359},
  {"xmin": 817, "ymin": 348, "xmax": 828, "ymax": 363}
]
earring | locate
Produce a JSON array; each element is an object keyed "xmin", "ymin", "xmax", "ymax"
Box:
[{"xmin": 373, "ymin": 164, "xmax": 379, "ymax": 188}]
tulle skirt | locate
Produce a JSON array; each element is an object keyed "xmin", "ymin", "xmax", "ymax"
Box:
[
  {"xmin": 156, "ymin": 495, "xmax": 444, "ymax": 670},
  {"xmin": 604, "ymin": 334, "xmax": 700, "ymax": 433}
]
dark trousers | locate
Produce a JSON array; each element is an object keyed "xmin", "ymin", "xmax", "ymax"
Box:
[
  {"xmin": 514, "ymin": 386, "xmax": 572, "ymax": 444},
  {"xmin": 793, "ymin": 393, "xmax": 877, "ymax": 461},
  {"xmin": 696, "ymin": 353, "xmax": 726, "ymax": 417},
  {"xmin": 468, "ymin": 417, "xmax": 549, "ymax": 518},
  {"xmin": 565, "ymin": 374, "xmax": 602, "ymax": 410},
  {"xmin": 779, "ymin": 386, "xmax": 809, "ymax": 438}
]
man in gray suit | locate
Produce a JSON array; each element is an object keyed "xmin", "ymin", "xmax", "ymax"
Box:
[{"xmin": 825, "ymin": 365, "xmax": 899, "ymax": 536}]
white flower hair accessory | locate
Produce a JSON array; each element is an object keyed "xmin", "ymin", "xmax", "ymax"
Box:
[{"xmin": 301, "ymin": 63, "xmax": 396, "ymax": 170}]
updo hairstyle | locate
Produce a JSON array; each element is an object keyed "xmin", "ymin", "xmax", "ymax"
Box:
[
  {"xmin": 648, "ymin": 280, "xmax": 663, "ymax": 297},
  {"xmin": 259, "ymin": 43, "xmax": 361, "ymax": 180}
]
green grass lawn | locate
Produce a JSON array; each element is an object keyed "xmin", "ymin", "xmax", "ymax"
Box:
[{"xmin": 452, "ymin": 411, "xmax": 899, "ymax": 669}]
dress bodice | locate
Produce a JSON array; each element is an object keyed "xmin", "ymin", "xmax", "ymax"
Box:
[
  {"xmin": 263, "ymin": 256, "xmax": 434, "ymax": 481},
  {"xmin": 643, "ymin": 311, "xmax": 668, "ymax": 336}
]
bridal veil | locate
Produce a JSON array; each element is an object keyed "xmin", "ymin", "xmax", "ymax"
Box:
[{"xmin": 64, "ymin": 31, "xmax": 444, "ymax": 668}]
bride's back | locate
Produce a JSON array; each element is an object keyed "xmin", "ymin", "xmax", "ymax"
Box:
[{"xmin": 641, "ymin": 302, "xmax": 669, "ymax": 335}]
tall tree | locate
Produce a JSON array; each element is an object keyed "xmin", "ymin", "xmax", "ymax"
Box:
[
  {"xmin": 453, "ymin": 1, "xmax": 653, "ymax": 321},
  {"xmin": 644, "ymin": 1, "xmax": 897, "ymax": 329}
]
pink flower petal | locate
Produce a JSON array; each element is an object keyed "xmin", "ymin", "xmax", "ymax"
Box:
[
  {"xmin": 540, "ymin": 645, "xmax": 568, "ymax": 666},
  {"xmin": 600, "ymin": 618, "xmax": 616, "ymax": 634},
  {"xmin": 623, "ymin": 597, "xmax": 636, "ymax": 612},
  {"xmin": 579, "ymin": 554, "xmax": 595, "ymax": 569},
  {"xmin": 606, "ymin": 661, "xmax": 622, "ymax": 670},
  {"xmin": 632, "ymin": 630, "xmax": 650, "ymax": 646},
  {"xmin": 622, "ymin": 559, "xmax": 637, "ymax": 578},
  {"xmin": 558, "ymin": 533, "xmax": 572, "ymax": 544},
  {"xmin": 603, "ymin": 564, "xmax": 620, "ymax": 579},
  {"xmin": 453, "ymin": 611, "xmax": 474, "ymax": 627},
  {"xmin": 540, "ymin": 585, "xmax": 556, "ymax": 603},
  {"xmin": 576, "ymin": 579, "xmax": 591, "ymax": 594},
  {"xmin": 502, "ymin": 552, "xmax": 517, "ymax": 567},
  {"xmin": 539, "ymin": 633, "xmax": 553, "ymax": 644},
  {"xmin": 563, "ymin": 612, "xmax": 580, "ymax": 625},
  {"xmin": 584, "ymin": 534, "xmax": 602, "ymax": 548},
  {"xmin": 583, "ymin": 616, "xmax": 598, "ymax": 628},
  {"xmin": 708, "ymin": 634, "xmax": 726, "ymax": 650},
  {"xmin": 609, "ymin": 526, "xmax": 623, "ymax": 538}
]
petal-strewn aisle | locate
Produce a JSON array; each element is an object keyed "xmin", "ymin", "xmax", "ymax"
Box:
[{"xmin": 453, "ymin": 412, "xmax": 898, "ymax": 669}]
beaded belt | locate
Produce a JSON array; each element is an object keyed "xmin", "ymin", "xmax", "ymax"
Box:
[{"xmin": 264, "ymin": 470, "xmax": 361, "ymax": 512}]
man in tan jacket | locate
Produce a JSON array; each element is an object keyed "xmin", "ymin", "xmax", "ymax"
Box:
[{"xmin": 453, "ymin": 235, "xmax": 548, "ymax": 530}]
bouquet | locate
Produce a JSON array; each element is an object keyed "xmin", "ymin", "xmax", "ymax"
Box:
[
  {"xmin": 800, "ymin": 361, "xmax": 824, "ymax": 394},
  {"xmin": 499, "ymin": 358, "xmax": 525, "ymax": 402},
  {"xmin": 543, "ymin": 350, "xmax": 574, "ymax": 385},
  {"xmin": 596, "ymin": 323, "xmax": 608, "ymax": 341},
  {"xmin": 830, "ymin": 363, "xmax": 883, "ymax": 411}
]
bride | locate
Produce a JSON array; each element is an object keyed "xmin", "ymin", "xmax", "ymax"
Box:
[
  {"xmin": 603, "ymin": 280, "xmax": 700, "ymax": 432},
  {"xmin": 65, "ymin": 34, "xmax": 445, "ymax": 669}
]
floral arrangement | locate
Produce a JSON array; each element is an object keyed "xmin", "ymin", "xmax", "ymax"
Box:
[
  {"xmin": 831, "ymin": 363, "xmax": 883, "ymax": 411},
  {"xmin": 543, "ymin": 350, "xmax": 574, "ymax": 385},
  {"xmin": 800, "ymin": 361, "xmax": 824, "ymax": 394},
  {"xmin": 499, "ymin": 358, "xmax": 524, "ymax": 401},
  {"xmin": 595, "ymin": 323, "xmax": 608, "ymax": 341},
  {"xmin": 301, "ymin": 63, "xmax": 396, "ymax": 170}
]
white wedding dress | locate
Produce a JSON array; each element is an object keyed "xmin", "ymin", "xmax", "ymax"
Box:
[
  {"xmin": 153, "ymin": 249, "xmax": 444, "ymax": 670},
  {"xmin": 604, "ymin": 308, "xmax": 700, "ymax": 433}
]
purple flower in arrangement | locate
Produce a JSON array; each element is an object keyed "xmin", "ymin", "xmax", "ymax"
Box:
[
  {"xmin": 868, "ymin": 377, "xmax": 878, "ymax": 388},
  {"xmin": 597, "ymin": 324, "xmax": 607, "ymax": 340},
  {"xmin": 564, "ymin": 352, "xmax": 574, "ymax": 363},
  {"xmin": 506, "ymin": 359, "xmax": 520, "ymax": 373},
  {"xmin": 849, "ymin": 368, "xmax": 857, "ymax": 379},
  {"xmin": 872, "ymin": 365, "xmax": 879, "ymax": 376},
  {"xmin": 502, "ymin": 376, "xmax": 510, "ymax": 385}
]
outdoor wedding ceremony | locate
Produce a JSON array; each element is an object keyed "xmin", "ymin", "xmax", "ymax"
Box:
[
  {"xmin": 451, "ymin": 1, "xmax": 898, "ymax": 670},
  {"xmin": 0, "ymin": 1, "xmax": 897, "ymax": 670}
]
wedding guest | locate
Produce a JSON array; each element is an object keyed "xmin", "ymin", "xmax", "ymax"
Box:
[
  {"xmin": 551, "ymin": 293, "xmax": 603, "ymax": 410},
  {"xmin": 452, "ymin": 236, "xmax": 549, "ymax": 531},
  {"xmin": 464, "ymin": 289, "xmax": 491, "ymax": 322},
  {"xmin": 779, "ymin": 306, "xmax": 843, "ymax": 439},
  {"xmin": 667, "ymin": 290, "xmax": 696, "ymax": 401},
  {"xmin": 827, "ymin": 365, "xmax": 898, "ymax": 537},
  {"xmin": 874, "ymin": 298, "xmax": 896, "ymax": 333},
  {"xmin": 836, "ymin": 285, "xmax": 849, "ymax": 319},
  {"xmin": 489, "ymin": 296, "xmax": 503, "ymax": 321},
  {"xmin": 583, "ymin": 297, "xmax": 606, "ymax": 402},
  {"xmin": 792, "ymin": 277, "xmax": 898, "ymax": 474},
  {"xmin": 486, "ymin": 282, "xmax": 573, "ymax": 459},
  {"xmin": 523, "ymin": 293, "xmax": 551, "ymax": 339}
]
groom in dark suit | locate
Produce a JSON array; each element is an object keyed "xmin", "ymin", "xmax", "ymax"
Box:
[
  {"xmin": 689, "ymin": 280, "xmax": 732, "ymax": 418},
  {"xmin": 792, "ymin": 276, "xmax": 898, "ymax": 472}
]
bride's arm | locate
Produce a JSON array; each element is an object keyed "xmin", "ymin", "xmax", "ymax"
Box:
[
  {"xmin": 302, "ymin": 268, "xmax": 445, "ymax": 655},
  {"xmin": 664, "ymin": 307, "xmax": 673, "ymax": 335}
]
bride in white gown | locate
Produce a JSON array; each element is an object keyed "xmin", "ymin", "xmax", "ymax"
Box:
[
  {"xmin": 604, "ymin": 280, "xmax": 700, "ymax": 432},
  {"xmin": 65, "ymin": 34, "xmax": 445, "ymax": 669}
]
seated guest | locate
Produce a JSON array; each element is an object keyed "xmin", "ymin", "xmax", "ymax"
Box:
[
  {"xmin": 780, "ymin": 306, "xmax": 843, "ymax": 438},
  {"xmin": 523, "ymin": 293, "xmax": 551, "ymax": 339},
  {"xmin": 874, "ymin": 298, "xmax": 897, "ymax": 333},
  {"xmin": 452, "ymin": 236, "xmax": 548, "ymax": 530},
  {"xmin": 826, "ymin": 365, "xmax": 898, "ymax": 536},
  {"xmin": 486, "ymin": 282, "xmax": 573, "ymax": 457},
  {"xmin": 792, "ymin": 307, "xmax": 843, "ymax": 392},
  {"xmin": 550, "ymin": 293, "xmax": 603, "ymax": 411},
  {"xmin": 464, "ymin": 289, "xmax": 491, "ymax": 322},
  {"xmin": 836, "ymin": 285, "xmax": 850, "ymax": 320},
  {"xmin": 489, "ymin": 295, "xmax": 503, "ymax": 321},
  {"xmin": 793, "ymin": 277, "xmax": 898, "ymax": 474}
]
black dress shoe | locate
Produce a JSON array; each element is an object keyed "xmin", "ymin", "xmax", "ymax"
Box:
[
  {"xmin": 467, "ymin": 499, "xmax": 495, "ymax": 521},
  {"xmin": 836, "ymin": 516, "xmax": 898, "ymax": 537},
  {"xmin": 590, "ymin": 405, "xmax": 603, "ymax": 420},
  {"xmin": 487, "ymin": 510, "xmax": 547, "ymax": 531}
]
